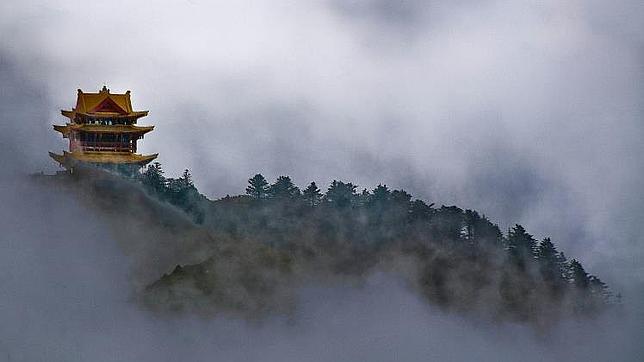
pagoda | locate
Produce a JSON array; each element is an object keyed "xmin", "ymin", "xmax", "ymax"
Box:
[{"xmin": 50, "ymin": 86, "xmax": 158, "ymax": 170}]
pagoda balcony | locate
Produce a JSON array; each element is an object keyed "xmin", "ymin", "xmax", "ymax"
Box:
[{"xmin": 78, "ymin": 142, "xmax": 134, "ymax": 153}]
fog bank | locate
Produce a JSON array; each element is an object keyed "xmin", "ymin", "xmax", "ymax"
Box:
[{"xmin": 1, "ymin": 0, "xmax": 643, "ymax": 360}]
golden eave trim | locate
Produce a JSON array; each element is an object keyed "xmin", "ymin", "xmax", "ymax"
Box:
[
  {"xmin": 50, "ymin": 151, "xmax": 158, "ymax": 165},
  {"xmin": 61, "ymin": 110, "xmax": 149, "ymax": 119},
  {"xmin": 52, "ymin": 124, "xmax": 154, "ymax": 135}
]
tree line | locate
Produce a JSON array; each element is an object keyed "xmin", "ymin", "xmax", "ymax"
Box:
[{"xmin": 136, "ymin": 163, "xmax": 616, "ymax": 322}]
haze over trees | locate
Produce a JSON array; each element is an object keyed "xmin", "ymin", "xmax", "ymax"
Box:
[{"xmin": 58, "ymin": 163, "xmax": 616, "ymax": 325}]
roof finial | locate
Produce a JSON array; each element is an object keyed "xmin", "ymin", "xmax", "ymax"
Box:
[{"xmin": 101, "ymin": 84, "xmax": 109, "ymax": 93}]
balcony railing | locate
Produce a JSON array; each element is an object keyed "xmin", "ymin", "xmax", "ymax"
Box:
[{"xmin": 78, "ymin": 142, "xmax": 134, "ymax": 153}]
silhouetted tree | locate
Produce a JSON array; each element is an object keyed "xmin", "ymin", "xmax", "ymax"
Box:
[
  {"xmin": 463, "ymin": 210, "xmax": 502, "ymax": 246},
  {"xmin": 536, "ymin": 238, "xmax": 565, "ymax": 288},
  {"xmin": 147, "ymin": 168, "xmax": 205, "ymax": 224},
  {"xmin": 430, "ymin": 206, "xmax": 465, "ymax": 242},
  {"xmin": 507, "ymin": 224, "xmax": 537, "ymax": 268},
  {"xmin": 325, "ymin": 180, "xmax": 357, "ymax": 208},
  {"xmin": 568, "ymin": 259, "xmax": 590, "ymax": 289},
  {"xmin": 182, "ymin": 169, "xmax": 193, "ymax": 186},
  {"xmin": 355, "ymin": 188, "xmax": 369, "ymax": 206},
  {"xmin": 302, "ymin": 182, "xmax": 322, "ymax": 206},
  {"xmin": 268, "ymin": 176, "xmax": 300, "ymax": 199},
  {"xmin": 370, "ymin": 184, "xmax": 391, "ymax": 205},
  {"xmin": 246, "ymin": 174, "xmax": 269, "ymax": 199},
  {"xmin": 409, "ymin": 200, "xmax": 434, "ymax": 222},
  {"xmin": 167, "ymin": 170, "xmax": 193, "ymax": 195},
  {"xmin": 140, "ymin": 162, "xmax": 166, "ymax": 194},
  {"xmin": 536, "ymin": 237, "xmax": 561, "ymax": 283},
  {"xmin": 556, "ymin": 251, "xmax": 568, "ymax": 279},
  {"xmin": 588, "ymin": 275, "xmax": 610, "ymax": 303},
  {"xmin": 390, "ymin": 189, "xmax": 412, "ymax": 222}
]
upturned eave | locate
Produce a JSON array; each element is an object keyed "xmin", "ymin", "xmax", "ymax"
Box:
[
  {"xmin": 52, "ymin": 124, "xmax": 154, "ymax": 136},
  {"xmin": 49, "ymin": 151, "xmax": 158, "ymax": 166}
]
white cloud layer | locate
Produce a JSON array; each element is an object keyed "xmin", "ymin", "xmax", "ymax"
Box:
[{"xmin": 1, "ymin": 1, "xmax": 643, "ymax": 360}]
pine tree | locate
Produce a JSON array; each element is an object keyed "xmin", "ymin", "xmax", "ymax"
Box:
[
  {"xmin": 357, "ymin": 188, "xmax": 371, "ymax": 207},
  {"xmin": 166, "ymin": 169, "xmax": 196, "ymax": 202},
  {"xmin": 556, "ymin": 251, "xmax": 568, "ymax": 280},
  {"xmin": 536, "ymin": 238, "xmax": 561, "ymax": 283},
  {"xmin": 391, "ymin": 189, "xmax": 412, "ymax": 205},
  {"xmin": 588, "ymin": 275, "xmax": 610, "ymax": 302},
  {"xmin": 325, "ymin": 180, "xmax": 357, "ymax": 208},
  {"xmin": 431, "ymin": 205, "xmax": 465, "ymax": 242},
  {"xmin": 140, "ymin": 162, "xmax": 166, "ymax": 194},
  {"xmin": 390, "ymin": 189, "xmax": 412, "ymax": 224},
  {"xmin": 507, "ymin": 224, "xmax": 537, "ymax": 268},
  {"xmin": 246, "ymin": 174, "xmax": 269, "ymax": 199},
  {"xmin": 370, "ymin": 184, "xmax": 391, "ymax": 205},
  {"xmin": 268, "ymin": 176, "xmax": 300, "ymax": 199},
  {"xmin": 180, "ymin": 169, "xmax": 193, "ymax": 188},
  {"xmin": 463, "ymin": 210, "xmax": 502, "ymax": 246},
  {"xmin": 409, "ymin": 200, "xmax": 433, "ymax": 222},
  {"xmin": 302, "ymin": 182, "xmax": 322, "ymax": 207},
  {"xmin": 568, "ymin": 259, "xmax": 590, "ymax": 289}
]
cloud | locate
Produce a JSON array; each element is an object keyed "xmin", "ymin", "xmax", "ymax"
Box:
[{"xmin": 1, "ymin": 0, "xmax": 643, "ymax": 360}]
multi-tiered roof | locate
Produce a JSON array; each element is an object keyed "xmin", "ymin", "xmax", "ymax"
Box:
[{"xmin": 50, "ymin": 86, "xmax": 158, "ymax": 168}]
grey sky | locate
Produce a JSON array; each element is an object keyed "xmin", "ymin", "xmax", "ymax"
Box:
[{"xmin": 1, "ymin": 1, "xmax": 643, "ymax": 360}]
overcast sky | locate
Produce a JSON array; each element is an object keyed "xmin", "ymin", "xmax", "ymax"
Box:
[{"xmin": 1, "ymin": 1, "xmax": 643, "ymax": 360}]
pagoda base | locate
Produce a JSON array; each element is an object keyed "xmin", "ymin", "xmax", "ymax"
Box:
[{"xmin": 49, "ymin": 151, "xmax": 158, "ymax": 168}]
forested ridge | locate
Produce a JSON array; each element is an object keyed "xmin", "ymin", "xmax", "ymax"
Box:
[
  {"xmin": 129, "ymin": 162, "xmax": 617, "ymax": 325},
  {"xmin": 42, "ymin": 163, "xmax": 617, "ymax": 326}
]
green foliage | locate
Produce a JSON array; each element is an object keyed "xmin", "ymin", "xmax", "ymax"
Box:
[
  {"xmin": 568, "ymin": 259, "xmax": 590, "ymax": 289},
  {"xmin": 268, "ymin": 176, "xmax": 300, "ymax": 199},
  {"xmin": 325, "ymin": 180, "xmax": 357, "ymax": 208},
  {"xmin": 131, "ymin": 164, "xmax": 612, "ymax": 322},
  {"xmin": 246, "ymin": 174, "xmax": 269, "ymax": 199},
  {"xmin": 507, "ymin": 224, "xmax": 537, "ymax": 269},
  {"xmin": 140, "ymin": 162, "xmax": 166, "ymax": 195},
  {"xmin": 370, "ymin": 184, "xmax": 391, "ymax": 205},
  {"xmin": 536, "ymin": 238, "xmax": 564, "ymax": 285},
  {"xmin": 409, "ymin": 199, "xmax": 434, "ymax": 222},
  {"xmin": 137, "ymin": 165, "xmax": 205, "ymax": 223},
  {"xmin": 463, "ymin": 210, "xmax": 502, "ymax": 246},
  {"xmin": 302, "ymin": 182, "xmax": 322, "ymax": 207}
]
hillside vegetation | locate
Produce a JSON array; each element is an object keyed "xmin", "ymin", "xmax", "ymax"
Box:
[{"xmin": 41, "ymin": 163, "xmax": 616, "ymax": 326}]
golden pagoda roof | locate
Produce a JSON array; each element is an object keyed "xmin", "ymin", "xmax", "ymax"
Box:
[
  {"xmin": 61, "ymin": 110, "xmax": 149, "ymax": 119},
  {"xmin": 61, "ymin": 86, "xmax": 149, "ymax": 119},
  {"xmin": 49, "ymin": 151, "xmax": 158, "ymax": 165},
  {"xmin": 53, "ymin": 124, "xmax": 154, "ymax": 136}
]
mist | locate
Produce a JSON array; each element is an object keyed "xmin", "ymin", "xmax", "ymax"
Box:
[{"xmin": 1, "ymin": 0, "xmax": 643, "ymax": 361}]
